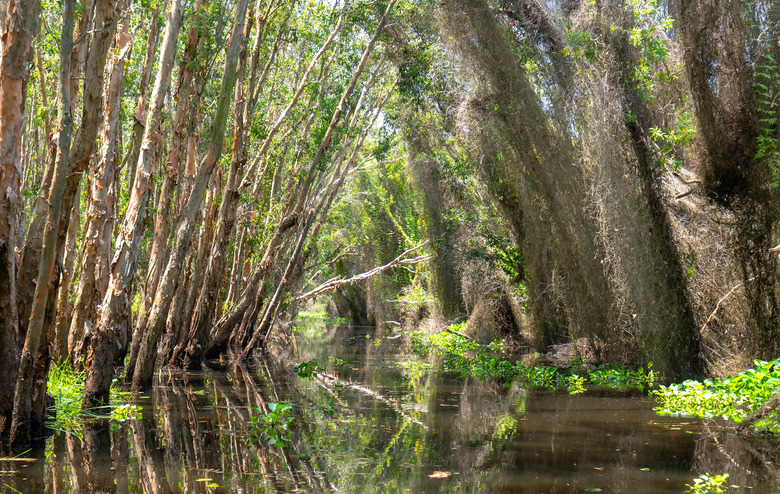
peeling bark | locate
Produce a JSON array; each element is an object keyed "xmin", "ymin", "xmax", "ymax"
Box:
[
  {"xmin": 69, "ymin": 7, "xmax": 132, "ymax": 368},
  {"xmin": 83, "ymin": 0, "xmax": 185, "ymax": 408},
  {"xmin": 131, "ymin": 0, "xmax": 251, "ymax": 390},
  {"xmin": 0, "ymin": 0, "xmax": 39, "ymax": 436},
  {"xmin": 141, "ymin": 0, "xmax": 207, "ymax": 325},
  {"xmin": 10, "ymin": 0, "xmax": 70, "ymax": 445}
]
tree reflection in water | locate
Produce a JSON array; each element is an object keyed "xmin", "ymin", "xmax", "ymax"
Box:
[{"xmin": 3, "ymin": 327, "xmax": 780, "ymax": 492}]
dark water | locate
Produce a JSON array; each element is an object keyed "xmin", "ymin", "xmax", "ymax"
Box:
[{"xmin": 3, "ymin": 324, "xmax": 780, "ymax": 493}]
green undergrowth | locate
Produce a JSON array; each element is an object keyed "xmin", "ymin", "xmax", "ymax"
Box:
[
  {"xmin": 654, "ymin": 358, "xmax": 780, "ymax": 432},
  {"xmin": 47, "ymin": 361, "xmax": 139, "ymax": 438},
  {"xmin": 407, "ymin": 324, "xmax": 656, "ymax": 393}
]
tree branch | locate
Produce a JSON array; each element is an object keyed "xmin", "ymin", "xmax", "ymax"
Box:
[{"xmin": 296, "ymin": 240, "xmax": 431, "ymax": 302}]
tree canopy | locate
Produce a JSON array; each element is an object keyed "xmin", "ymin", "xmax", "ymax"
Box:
[{"xmin": 1, "ymin": 0, "xmax": 779, "ymax": 444}]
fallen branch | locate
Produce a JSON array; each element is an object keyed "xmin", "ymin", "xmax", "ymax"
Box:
[
  {"xmin": 444, "ymin": 328, "xmax": 474, "ymax": 341},
  {"xmin": 304, "ymin": 246, "xmax": 360, "ymax": 273},
  {"xmin": 296, "ymin": 240, "xmax": 431, "ymax": 302},
  {"xmin": 672, "ymin": 171, "xmax": 702, "ymax": 186}
]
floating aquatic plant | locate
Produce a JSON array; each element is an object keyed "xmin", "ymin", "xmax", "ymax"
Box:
[
  {"xmin": 407, "ymin": 326, "xmax": 656, "ymax": 393},
  {"xmin": 654, "ymin": 358, "xmax": 780, "ymax": 432}
]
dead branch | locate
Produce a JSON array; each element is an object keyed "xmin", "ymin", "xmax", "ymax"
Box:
[
  {"xmin": 700, "ymin": 276, "xmax": 757, "ymax": 335},
  {"xmin": 444, "ymin": 328, "xmax": 474, "ymax": 340},
  {"xmin": 296, "ymin": 240, "xmax": 431, "ymax": 302},
  {"xmin": 304, "ymin": 244, "xmax": 360, "ymax": 273}
]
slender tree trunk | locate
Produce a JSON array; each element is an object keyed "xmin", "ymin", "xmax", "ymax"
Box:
[
  {"xmin": 9, "ymin": 0, "xmax": 72, "ymax": 445},
  {"xmin": 35, "ymin": 47, "xmax": 49, "ymax": 138},
  {"xmin": 187, "ymin": 6, "xmax": 267, "ymax": 368},
  {"xmin": 173, "ymin": 182, "xmax": 219, "ymax": 365},
  {"xmin": 187, "ymin": 13, "xmax": 352, "ymax": 364},
  {"xmin": 16, "ymin": 0, "xmax": 116, "ymax": 346},
  {"xmin": 125, "ymin": 5, "xmax": 160, "ymax": 193},
  {"xmin": 82, "ymin": 0, "xmax": 184, "ymax": 408},
  {"xmin": 131, "ymin": 0, "xmax": 251, "ymax": 390},
  {"xmin": 53, "ymin": 183, "xmax": 80, "ymax": 363},
  {"xmin": 239, "ymin": 0, "xmax": 396, "ymax": 358},
  {"xmin": 0, "ymin": 0, "xmax": 39, "ymax": 436},
  {"xmin": 141, "ymin": 0, "xmax": 206, "ymax": 323},
  {"xmin": 69, "ymin": 8, "xmax": 132, "ymax": 367}
]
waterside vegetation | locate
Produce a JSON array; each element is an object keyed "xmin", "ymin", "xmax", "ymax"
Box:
[
  {"xmin": 406, "ymin": 324, "xmax": 658, "ymax": 393},
  {"xmin": 1, "ymin": 0, "xmax": 780, "ymax": 466}
]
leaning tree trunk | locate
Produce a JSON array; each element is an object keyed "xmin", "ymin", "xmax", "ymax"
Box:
[
  {"xmin": 238, "ymin": 0, "xmax": 396, "ymax": 358},
  {"xmin": 16, "ymin": 0, "xmax": 118, "ymax": 343},
  {"xmin": 186, "ymin": 5, "xmax": 274, "ymax": 369},
  {"xmin": 141, "ymin": 0, "xmax": 206, "ymax": 322},
  {"xmin": 53, "ymin": 183, "xmax": 80, "ymax": 363},
  {"xmin": 10, "ymin": 0, "xmax": 72, "ymax": 445},
  {"xmin": 0, "ymin": 0, "xmax": 40, "ymax": 436},
  {"xmin": 441, "ymin": 0, "xmax": 615, "ymax": 349},
  {"xmin": 191, "ymin": 19, "xmax": 345, "ymax": 360},
  {"xmin": 82, "ymin": 0, "xmax": 184, "ymax": 408},
  {"xmin": 676, "ymin": 0, "xmax": 780, "ymax": 359},
  {"xmin": 125, "ymin": 5, "xmax": 160, "ymax": 194},
  {"xmin": 131, "ymin": 0, "xmax": 251, "ymax": 390},
  {"xmin": 69, "ymin": 8, "xmax": 132, "ymax": 368}
]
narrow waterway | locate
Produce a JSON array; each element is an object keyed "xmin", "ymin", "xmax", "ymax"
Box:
[{"xmin": 3, "ymin": 324, "xmax": 780, "ymax": 493}]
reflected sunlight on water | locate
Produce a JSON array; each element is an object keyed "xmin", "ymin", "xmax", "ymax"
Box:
[{"xmin": 3, "ymin": 324, "xmax": 780, "ymax": 493}]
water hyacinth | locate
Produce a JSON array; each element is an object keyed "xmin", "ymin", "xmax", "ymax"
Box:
[
  {"xmin": 408, "ymin": 325, "xmax": 656, "ymax": 393},
  {"xmin": 654, "ymin": 358, "xmax": 780, "ymax": 431}
]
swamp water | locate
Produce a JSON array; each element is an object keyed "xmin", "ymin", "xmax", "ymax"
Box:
[{"xmin": 3, "ymin": 325, "xmax": 780, "ymax": 493}]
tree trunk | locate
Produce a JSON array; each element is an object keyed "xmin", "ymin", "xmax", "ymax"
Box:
[
  {"xmin": 141, "ymin": 0, "xmax": 206, "ymax": 322},
  {"xmin": 173, "ymin": 182, "xmax": 219, "ymax": 366},
  {"xmin": 16, "ymin": 0, "xmax": 117, "ymax": 345},
  {"xmin": 238, "ymin": 0, "xmax": 396, "ymax": 357},
  {"xmin": 676, "ymin": 0, "xmax": 780, "ymax": 360},
  {"xmin": 131, "ymin": 0, "xmax": 251, "ymax": 390},
  {"xmin": 10, "ymin": 0, "xmax": 72, "ymax": 445},
  {"xmin": 0, "ymin": 0, "xmax": 39, "ymax": 436},
  {"xmin": 82, "ymin": 0, "xmax": 184, "ymax": 408},
  {"xmin": 189, "ymin": 10, "xmax": 365, "ymax": 364},
  {"xmin": 442, "ymin": 0, "xmax": 614, "ymax": 353},
  {"xmin": 125, "ymin": 5, "xmax": 160, "ymax": 194},
  {"xmin": 187, "ymin": 5, "xmax": 267, "ymax": 369},
  {"xmin": 53, "ymin": 182, "xmax": 80, "ymax": 363},
  {"xmin": 69, "ymin": 7, "xmax": 132, "ymax": 368}
]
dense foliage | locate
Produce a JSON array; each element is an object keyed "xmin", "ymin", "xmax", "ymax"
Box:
[
  {"xmin": 2, "ymin": 0, "xmax": 780, "ymax": 446},
  {"xmin": 406, "ymin": 323, "xmax": 657, "ymax": 393},
  {"xmin": 655, "ymin": 358, "xmax": 780, "ymax": 432}
]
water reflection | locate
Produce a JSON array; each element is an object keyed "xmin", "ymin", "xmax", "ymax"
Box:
[{"xmin": 3, "ymin": 325, "xmax": 780, "ymax": 492}]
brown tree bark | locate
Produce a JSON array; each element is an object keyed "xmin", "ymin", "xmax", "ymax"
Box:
[
  {"xmin": 69, "ymin": 7, "xmax": 132, "ymax": 367},
  {"xmin": 185, "ymin": 1, "xmax": 278, "ymax": 369},
  {"xmin": 141, "ymin": 0, "xmax": 206, "ymax": 323},
  {"xmin": 9, "ymin": 0, "xmax": 72, "ymax": 445},
  {"xmin": 53, "ymin": 187, "xmax": 80, "ymax": 363},
  {"xmin": 82, "ymin": 0, "xmax": 185, "ymax": 408},
  {"xmin": 239, "ymin": 0, "xmax": 397, "ymax": 358},
  {"xmin": 676, "ymin": 0, "xmax": 780, "ymax": 360},
  {"xmin": 187, "ymin": 13, "xmax": 347, "ymax": 365},
  {"xmin": 131, "ymin": 0, "xmax": 251, "ymax": 390},
  {"xmin": 0, "ymin": 0, "xmax": 39, "ymax": 436},
  {"xmin": 16, "ymin": 0, "xmax": 117, "ymax": 344},
  {"xmin": 125, "ymin": 5, "xmax": 161, "ymax": 194}
]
